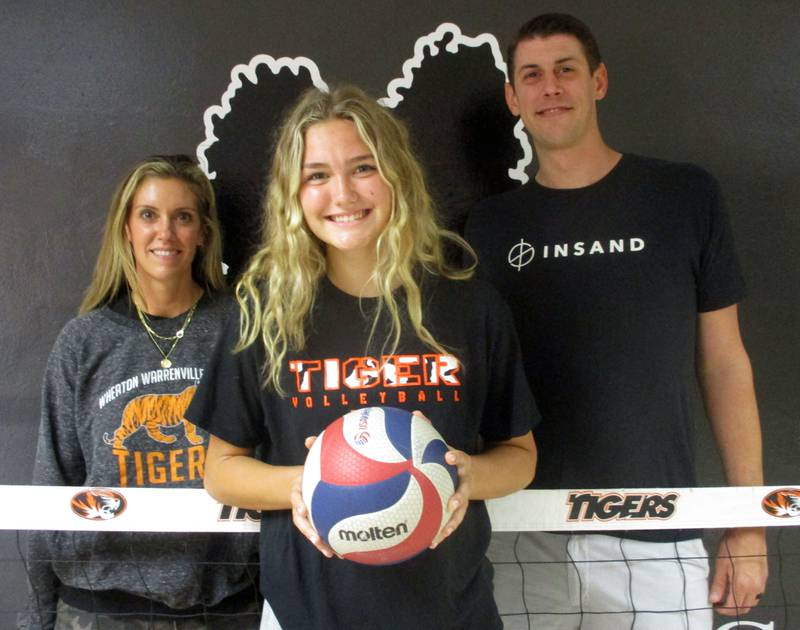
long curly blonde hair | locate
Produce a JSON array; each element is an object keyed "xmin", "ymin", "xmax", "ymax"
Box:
[
  {"xmin": 236, "ymin": 86, "xmax": 475, "ymax": 393},
  {"xmin": 79, "ymin": 155, "xmax": 225, "ymax": 314}
]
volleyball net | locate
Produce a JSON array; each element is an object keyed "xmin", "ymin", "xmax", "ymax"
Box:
[{"xmin": 2, "ymin": 484, "xmax": 798, "ymax": 628}]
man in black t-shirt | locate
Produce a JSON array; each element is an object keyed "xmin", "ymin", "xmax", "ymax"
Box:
[{"xmin": 465, "ymin": 13, "xmax": 766, "ymax": 629}]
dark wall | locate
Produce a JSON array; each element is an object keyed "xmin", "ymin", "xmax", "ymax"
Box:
[{"xmin": 2, "ymin": 2, "xmax": 798, "ymax": 627}]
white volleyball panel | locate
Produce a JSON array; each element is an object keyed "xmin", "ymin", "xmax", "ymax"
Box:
[{"xmin": 341, "ymin": 408, "xmax": 406, "ymax": 464}]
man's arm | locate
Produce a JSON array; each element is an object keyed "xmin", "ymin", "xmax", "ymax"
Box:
[{"xmin": 697, "ymin": 304, "xmax": 768, "ymax": 616}]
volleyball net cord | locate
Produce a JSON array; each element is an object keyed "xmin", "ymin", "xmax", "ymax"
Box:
[{"xmin": 3, "ymin": 484, "xmax": 799, "ymax": 629}]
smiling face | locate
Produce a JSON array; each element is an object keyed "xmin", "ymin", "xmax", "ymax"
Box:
[
  {"xmin": 299, "ymin": 118, "xmax": 392, "ymax": 265},
  {"xmin": 505, "ymin": 34, "xmax": 608, "ymax": 153},
  {"xmin": 125, "ymin": 176, "xmax": 204, "ymax": 291}
]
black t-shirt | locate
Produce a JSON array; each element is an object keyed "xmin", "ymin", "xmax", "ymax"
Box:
[
  {"xmin": 465, "ymin": 155, "xmax": 745, "ymax": 539},
  {"xmin": 187, "ymin": 276, "xmax": 538, "ymax": 630}
]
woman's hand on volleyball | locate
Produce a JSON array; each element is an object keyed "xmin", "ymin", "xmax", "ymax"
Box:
[
  {"xmin": 411, "ymin": 410, "xmax": 472, "ymax": 549},
  {"xmin": 431, "ymin": 447, "xmax": 472, "ymax": 549},
  {"xmin": 289, "ymin": 435, "xmax": 337, "ymax": 559}
]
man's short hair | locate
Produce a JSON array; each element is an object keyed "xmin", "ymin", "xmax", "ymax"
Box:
[{"xmin": 506, "ymin": 13, "xmax": 602, "ymax": 84}]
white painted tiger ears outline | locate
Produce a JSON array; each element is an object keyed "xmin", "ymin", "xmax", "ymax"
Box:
[
  {"xmin": 196, "ymin": 22, "xmax": 532, "ymax": 185},
  {"xmin": 196, "ymin": 55, "xmax": 328, "ymax": 180}
]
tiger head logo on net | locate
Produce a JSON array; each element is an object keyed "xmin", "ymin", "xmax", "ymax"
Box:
[
  {"xmin": 762, "ymin": 488, "xmax": 800, "ymax": 518},
  {"xmin": 70, "ymin": 488, "xmax": 127, "ymax": 521}
]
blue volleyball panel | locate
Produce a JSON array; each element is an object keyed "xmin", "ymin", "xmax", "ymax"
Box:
[
  {"xmin": 422, "ymin": 439, "xmax": 458, "ymax": 489},
  {"xmin": 383, "ymin": 407, "xmax": 413, "ymax": 459},
  {"xmin": 310, "ymin": 471, "xmax": 412, "ymax": 542}
]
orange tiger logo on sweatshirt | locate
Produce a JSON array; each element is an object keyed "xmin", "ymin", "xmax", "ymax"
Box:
[{"xmin": 103, "ymin": 386, "xmax": 203, "ymax": 450}]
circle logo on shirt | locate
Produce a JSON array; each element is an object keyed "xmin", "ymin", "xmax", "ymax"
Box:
[
  {"xmin": 70, "ymin": 488, "xmax": 127, "ymax": 521},
  {"xmin": 508, "ymin": 239, "xmax": 535, "ymax": 271}
]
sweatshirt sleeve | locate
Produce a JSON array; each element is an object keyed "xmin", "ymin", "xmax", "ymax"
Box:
[{"xmin": 20, "ymin": 326, "xmax": 86, "ymax": 629}]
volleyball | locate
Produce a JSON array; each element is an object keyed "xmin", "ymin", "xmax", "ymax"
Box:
[{"xmin": 301, "ymin": 406, "xmax": 458, "ymax": 565}]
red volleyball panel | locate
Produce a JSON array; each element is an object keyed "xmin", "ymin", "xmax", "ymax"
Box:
[{"xmin": 320, "ymin": 417, "xmax": 409, "ymax": 486}]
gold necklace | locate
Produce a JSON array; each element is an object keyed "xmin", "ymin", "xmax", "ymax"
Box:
[
  {"xmin": 137, "ymin": 311, "xmax": 182, "ymax": 341},
  {"xmin": 136, "ymin": 296, "xmax": 201, "ymax": 368}
]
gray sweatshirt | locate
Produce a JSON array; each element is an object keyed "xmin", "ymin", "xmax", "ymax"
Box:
[{"xmin": 20, "ymin": 294, "xmax": 258, "ymax": 629}]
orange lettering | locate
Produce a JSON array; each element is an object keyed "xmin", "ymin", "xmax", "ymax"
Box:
[
  {"xmin": 147, "ymin": 452, "xmax": 166, "ymax": 484},
  {"xmin": 423, "ymin": 354, "xmax": 462, "ymax": 386},
  {"xmin": 342, "ymin": 357, "xmax": 380, "ymax": 389},
  {"xmin": 134, "ymin": 452, "xmax": 144, "ymax": 486},
  {"xmin": 115, "ymin": 448, "xmax": 206, "ymax": 486},
  {"xmin": 382, "ymin": 355, "xmax": 422, "ymax": 387},
  {"xmin": 289, "ymin": 360, "xmax": 321, "ymax": 392},
  {"xmin": 114, "ymin": 449, "xmax": 129, "ymax": 487},
  {"xmin": 170, "ymin": 448, "xmax": 185, "ymax": 482},
  {"xmin": 187, "ymin": 445, "xmax": 205, "ymax": 480}
]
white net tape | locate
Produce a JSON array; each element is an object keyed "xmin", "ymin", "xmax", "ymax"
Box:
[
  {"xmin": 1, "ymin": 485, "xmax": 798, "ymax": 532},
  {"xmin": 3, "ymin": 485, "xmax": 798, "ymax": 628}
]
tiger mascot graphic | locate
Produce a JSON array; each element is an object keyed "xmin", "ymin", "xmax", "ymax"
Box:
[
  {"xmin": 103, "ymin": 385, "xmax": 203, "ymax": 450},
  {"xmin": 71, "ymin": 488, "xmax": 127, "ymax": 520},
  {"xmin": 762, "ymin": 488, "xmax": 800, "ymax": 518}
]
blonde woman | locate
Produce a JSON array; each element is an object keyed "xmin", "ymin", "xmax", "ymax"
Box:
[
  {"xmin": 188, "ymin": 87, "xmax": 538, "ymax": 630},
  {"xmin": 22, "ymin": 155, "xmax": 259, "ymax": 629}
]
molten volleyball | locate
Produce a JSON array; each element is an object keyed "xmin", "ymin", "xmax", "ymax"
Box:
[{"xmin": 302, "ymin": 406, "xmax": 458, "ymax": 565}]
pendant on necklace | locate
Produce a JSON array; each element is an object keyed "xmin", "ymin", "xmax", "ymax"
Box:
[{"xmin": 161, "ymin": 358, "xmax": 172, "ymax": 368}]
